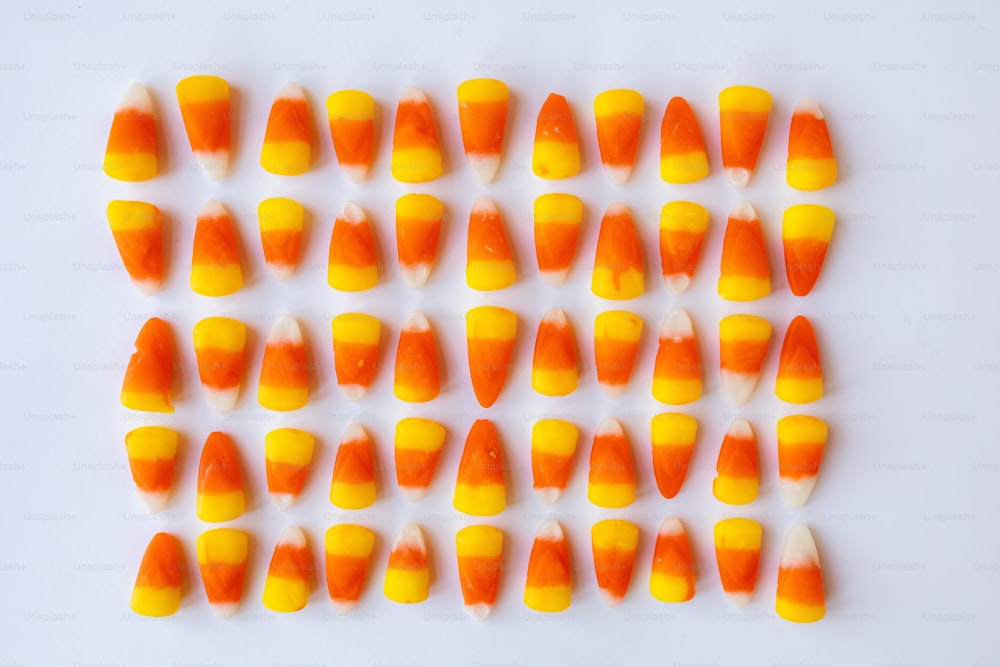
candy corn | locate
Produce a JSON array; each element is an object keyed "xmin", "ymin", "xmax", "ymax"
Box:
[
  {"xmin": 467, "ymin": 197, "xmax": 515, "ymax": 291},
  {"xmin": 261, "ymin": 83, "xmax": 311, "ymax": 175},
  {"xmin": 394, "ymin": 418, "xmax": 446, "ymax": 501},
  {"xmin": 719, "ymin": 314, "xmax": 771, "ymax": 407},
  {"xmin": 591, "ymin": 520, "xmax": 639, "ymax": 607},
  {"xmin": 331, "ymin": 313, "xmax": 381, "ymax": 401},
  {"xmin": 120, "ymin": 317, "xmax": 174, "ymax": 413},
  {"xmin": 107, "ymin": 200, "xmax": 163, "ymax": 295},
  {"xmin": 262, "ymin": 526, "xmax": 313, "ymax": 613},
  {"xmin": 532, "ymin": 93, "xmax": 580, "ymax": 179},
  {"xmin": 652, "ymin": 309, "xmax": 702, "ymax": 405},
  {"xmin": 258, "ymin": 197, "xmax": 303, "ymax": 280},
  {"xmin": 594, "ymin": 89, "xmax": 643, "ymax": 185},
  {"xmin": 265, "ymin": 428, "xmax": 315, "ymax": 510},
  {"xmin": 533, "ymin": 193, "xmax": 583, "ymax": 286},
  {"xmin": 196, "ymin": 528, "xmax": 248, "ymax": 618},
  {"xmin": 125, "ymin": 426, "xmax": 178, "ymax": 513},
  {"xmin": 196, "ymin": 432, "xmax": 246, "ymax": 522},
  {"xmin": 176, "ymin": 75, "xmax": 230, "ymax": 180},
  {"xmin": 524, "ymin": 520, "xmax": 571, "ymax": 612},
  {"xmin": 719, "ymin": 85, "xmax": 772, "ymax": 187},
  {"xmin": 384, "ymin": 523, "xmax": 430, "ymax": 604},
  {"xmin": 193, "ymin": 316, "xmax": 246, "ymax": 414},
  {"xmin": 104, "ymin": 82, "xmax": 157, "ymax": 182},
  {"xmin": 787, "ymin": 100, "xmax": 837, "ymax": 191},
  {"xmin": 660, "ymin": 97, "xmax": 709, "ymax": 184},
  {"xmin": 531, "ymin": 308, "xmax": 579, "ymax": 397},
  {"xmin": 326, "ymin": 90, "xmax": 374, "ymax": 183},
  {"xmin": 328, "ymin": 201, "xmax": 378, "ymax": 292},
  {"xmin": 713, "ymin": 419, "xmax": 759, "ymax": 505},
  {"xmin": 457, "ymin": 78, "xmax": 508, "ymax": 183},
  {"xmin": 650, "ymin": 413, "xmax": 697, "ymax": 500},
  {"xmin": 659, "ymin": 201, "xmax": 709, "ymax": 294},
  {"xmin": 130, "ymin": 532, "xmax": 182, "ymax": 617},
  {"xmin": 396, "ymin": 193, "xmax": 443, "ymax": 288},
  {"xmin": 776, "ymin": 525, "xmax": 825, "ymax": 623},
  {"xmin": 191, "ymin": 200, "xmax": 243, "ymax": 297},
  {"xmin": 777, "ymin": 415, "xmax": 828, "ymax": 508},
  {"xmin": 258, "ymin": 315, "xmax": 310, "ymax": 411},
  {"xmin": 588, "ymin": 418, "xmax": 636, "ymax": 509},
  {"xmin": 594, "ymin": 310, "xmax": 642, "ymax": 398},
  {"xmin": 325, "ymin": 524, "xmax": 375, "ymax": 614},
  {"xmin": 650, "ymin": 518, "xmax": 695, "ymax": 603},
  {"xmin": 718, "ymin": 202, "xmax": 770, "ymax": 302},
  {"xmin": 456, "ymin": 525, "xmax": 503, "ymax": 619},
  {"xmin": 391, "ymin": 86, "xmax": 443, "ymax": 183},
  {"xmin": 592, "ymin": 203, "xmax": 644, "ymax": 300},
  {"xmin": 776, "ymin": 316, "xmax": 823, "ymax": 404},
  {"xmin": 714, "ymin": 519, "xmax": 762, "ymax": 608},
  {"xmin": 453, "ymin": 419, "xmax": 506, "ymax": 516},
  {"xmin": 782, "ymin": 204, "xmax": 835, "ymax": 297},
  {"xmin": 330, "ymin": 424, "xmax": 376, "ymax": 510},
  {"xmin": 393, "ymin": 312, "xmax": 441, "ymax": 403},
  {"xmin": 531, "ymin": 419, "xmax": 578, "ymax": 504},
  {"xmin": 466, "ymin": 306, "xmax": 516, "ymax": 408}
]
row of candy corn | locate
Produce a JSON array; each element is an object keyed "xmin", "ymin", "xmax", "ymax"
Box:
[
  {"xmin": 131, "ymin": 521, "xmax": 825, "ymax": 622},
  {"xmin": 105, "ymin": 79, "xmax": 835, "ymax": 189}
]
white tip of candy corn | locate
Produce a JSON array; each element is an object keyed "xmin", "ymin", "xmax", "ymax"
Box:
[
  {"xmin": 665, "ymin": 274, "xmax": 691, "ymax": 294},
  {"xmin": 197, "ymin": 150, "xmax": 229, "ymax": 181},
  {"xmin": 120, "ymin": 82, "xmax": 153, "ymax": 113},
  {"xmin": 780, "ymin": 477, "xmax": 818, "ymax": 510},
  {"xmin": 137, "ymin": 489, "xmax": 169, "ymax": 514},
  {"xmin": 204, "ymin": 386, "xmax": 239, "ymax": 415},
  {"xmin": 726, "ymin": 591, "xmax": 753, "ymax": 609},
  {"xmin": 131, "ymin": 278, "xmax": 161, "ymax": 297},
  {"xmin": 726, "ymin": 167, "xmax": 751, "ymax": 189},
  {"xmin": 465, "ymin": 602, "xmax": 492, "ymax": 621},
  {"xmin": 535, "ymin": 487, "xmax": 562, "ymax": 505},
  {"xmin": 211, "ymin": 601, "xmax": 239, "ymax": 620},
  {"xmin": 330, "ymin": 600, "xmax": 357, "ymax": 616},
  {"xmin": 539, "ymin": 268, "xmax": 570, "ymax": 286},
  {"xmin": 468, "ymin": 154, "xmax": 501, "ymax": 185},
  {"xmin": 781, "ymin": 524, "xmax": 819, "ymax": 567},
  {"xmin": 604, "ymin": 164, "xmax": 631, "ymax": 187},
  {"xmin": 270, "ymin": 492, "xmax": 296, "ymax": 511},
  {"xmin": 398, "ymin": 486, "xmax": 427, "ymax": 503},
  {"xmin": 721, "ymin": 370, "xmax": 757, "ymax": 407},
  {"xmin": 340, "ymin": 163, "xmax": 368, "ymax": 184},
  {"xmin": 269, "ymin": 315, "xmax": 303, "ymax": 345},
  {"xmin": 401, "ymin": 264, "xmax": 432, "ymax": 289}
]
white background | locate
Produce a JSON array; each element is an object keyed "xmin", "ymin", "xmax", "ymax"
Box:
[{"xmin": 1, "ymin": 0, "xmax": 999, "ymax": 665}]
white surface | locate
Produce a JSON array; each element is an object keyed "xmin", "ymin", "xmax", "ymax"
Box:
[{"xmin": 1, "ymin": 0, "xmax": 999, "ymax": 665}]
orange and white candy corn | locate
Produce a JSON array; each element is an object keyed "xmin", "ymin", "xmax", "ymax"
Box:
[
  {"xmin": 326, "ymin": 90, "xmax": 374, "ymax": 183},
  {"xmin": 533, "ymin": 193, "xmax": 583, "ymax": 286},
  {"xmin": 532, "ymin": 93, "xmax": 580, "ymax": 179},
  {"xmin": 120, "ymin": 317, "xmax": 174, "ymax": 413},
  {"xmin": 391, "ymin": 86, "xmax": 443, "ymax": 183},
  {"xmin": 196, "ymin": 432, "xmax": 246, "ymax": 523},
  {"xmin": 384, "ymin": 523, "xmax": 430, "ymax": 604},
  {"xmin": 776, "ymin": 525, "xmax": 826, "ymax": 623},
  {"xmin": 176, "ymin": 75, "xmax": 230, "ymax": 180},
  {"xmin": 467, "ymin": 197, "xmax": 515, "ymax": 291},
  {"xmin": 191, "ymin": 200, "xmax": 243, "ymax": 297},
  {"xmin": 531, "ymin": 419, "xmax": 578, "ymax": 504},
  {"xmin": 331, "ymin": 313, "xmax": 381, "ymax": 401},
  {"xmin": 125, "ymin": 426, "xmax": 178, "ymax": 513},
  {"xmin": 594, "ymin": 89, "xmax": 643, "ymax": 185},
  {"xmin": 466, "ymin": 306, "xmax": 516, "ymax": 408},
  {"xmin": 787, "ymin": 100, "xmax": 837, "ymax": 191},
  {"xmin": 718, "ymin": 202, "xmax": 770, "ymax": 302},
  {"xmin": 196, "ymin": 528, "xmax": 248, "ymax": 618},
  {"xmin": 393, "ymin": 312, "xmax": 441, "ymax": 403},
  {"xmin": 714, "ymin": 518, "xmax": 762, "ymax": 608},
  {"xmin": 660, "ymin": 96, "xmax": 709, "ymax": 184},
  {"xmin": 659, "ymin": 201, "xmax": 709, "ymax": 294},
  {"xmin": 104, "ymin": 82, "xmax": 157, "ymax": 182},
  {"xmin": 650, "ymin": 413, "xmax": 697, "ymax": 500},
  {"xmin": 777, "ymin": 415, "xmax": 828, "ymax": 508},
  {"xmin": 328, "ymin": 201, "xmax": 378, "ymax": 292},
  {"xmin": 394, "ymin": 418, "xmax": 446, "ymax": 501},
  {"xmin": 457, "ymin": 78, "xmax": 508, "ymax": 183},
  {"xmin": 265, "ymin": 428, "xmax": 315, "ymax": 510},
  {"xmin": 719, "ymin": 314, "xmax": 771, "ymax": 407},
  {"xmin": 594, "ymin": 310, "xmax": 642, "ymax": 398},
  {"xmin": 531, "ymin": 308, "xmax": 579, "ymax": 397},
  {"xmin": 258, "ymin": 197, "xmax": 303, "ymax": 280},
  {"xmin": 258, "ymin": 315, "xmax": 310, "ymax": 411},
  {"xmin": 592, "ymin": 203, "xmax": 644, "ymax": 300},
  {"xmin": 454, "ymin": 419, "xmax": 506, "ymax": 516},
  {"xmin": 524, "ymin": 520, "xmax": 571, "ymax": 612},
  {"xmin": 325, "ymin": 524, "xmax": 375, "ymax": 614},
  {"xmin": 719, "ymin": 85, "xmax": 772, "ymax": 187},
  {"xmin": 588, "ymin": 418, "xmax": 636, "ymax": 508},
  {"xmin": 396, "ymin": 193, "xmax": 443, "ymax": 288},
  {"xmin": 456, "ymin": 525, "xmax": 503, "ymax": 620},
  {"xmin": 650, "ymin": 518, "xmax": 695, "ymax": 603},
  {"xmin": 261, "ymin": 83, "xmax": 311, "ymax": 176},
  {"xmin": 591, "ymin": 519, "xmax": 639, "ymax": 607},
  {"xmin": 330, "ymin": 424, "xmax": 376, "ymax": 510},
  {"xmin": 130, "ymin": 532, "xmax": 182, "ymax": 617},
  {"xmin": 783, "ymin": 204, "xmax": 835, "ymax": 297},
  {"xmin": 713, "ymin": 419, "xmax": 759, "ymax": 505},
  {"xmin": 776, "ymin": 316, "xmax": 823, "ymax": 404},
  {"xmin": 652, "ymin": 309, "xmax": 702, "ymax": 405},
  {"xmin": 107, "ymin": 200, "xmax": 163, "ymax": 295},
  {"xmin": 193, "ymin": 316, "xmax": 246, "ymax": 414},
  {"xmin": 262, "ymin": 526, "xmax": 313, "ymax": 612}
]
